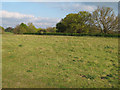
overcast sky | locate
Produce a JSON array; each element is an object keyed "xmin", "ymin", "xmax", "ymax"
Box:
[{"xmin": 0, "ymin": 2, "xmax": 118, "ymax": 28}]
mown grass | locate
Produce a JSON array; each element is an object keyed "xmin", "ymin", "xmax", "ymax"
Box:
[{"xmin": 2, "ymin": 33, "xmax": 119, "ymax": 88}]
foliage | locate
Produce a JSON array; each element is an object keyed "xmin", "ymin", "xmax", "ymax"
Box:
[
  {"xmin": 13, "ymin": 23, "xmax": 28, "ymax": 34},
  {"xmin": 5, "ymin": 27, "xmax": 14, "ymax": 32},
  {"xmin": 13, "ymin": 23, "xmax": 37, "ymax": 34},
  {"xmin": 56, "ymin": 11, "xmax": 91, "ymax": 34},
  {"xmin": 37, "ymin": 28, "xmax": 46, "ymax": 34},
  {"xmin": 0, "ymin": 26, "xmax": 4, "ymax": 33},
  {"xmin": 46, "ymin": 27, "xmax": 56, "ymax": 33},
  {"xmin": 56, "ymin": 22, "xmax": 66, "ymax": 33},
  {"xmin": 23, "ymin": 32, "xmax": 120, "ymax": 37},
  {"xmin": 91, "ymin": 6, "xmax": 118, "ymax": 34},
  {"xmin": 27, "ymin": 23, "xmax": 37, "ymax": 33},
  {"xmin": 56, "ymin": 6, "xmax": 118, "ymax": 34},
  {"xmin": 8, "ymin": 6, "xmax": 119, "ymax": 35}
]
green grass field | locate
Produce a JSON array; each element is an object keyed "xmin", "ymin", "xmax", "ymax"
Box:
[{"xmin": 2, "ymin": 33, "xmax": 119, "ymax": 88}]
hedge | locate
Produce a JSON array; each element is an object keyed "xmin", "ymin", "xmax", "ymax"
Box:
[{"xmin": 23, "ymin": 32, "xmax": 120, "ymax": 37}]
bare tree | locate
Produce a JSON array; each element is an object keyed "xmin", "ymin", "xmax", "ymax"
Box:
[{"xmin": 92, "ymin": 6, "xmax": 118, "ymax": 34}]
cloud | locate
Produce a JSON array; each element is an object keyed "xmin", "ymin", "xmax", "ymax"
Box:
[
  {"xmin": 51, "ymin": 3, "xmax": 97, "ymax": 12},
  {"xmin": 0, "ymin": 10, "xmax": 60, "ymax": 28},
  {"xmin": 0, "ymin": 3, "xmax": 97, "ymax": 28},
  {"xmin": 1, "ymin": 10, "xmax": 34, "ymax": 18}
]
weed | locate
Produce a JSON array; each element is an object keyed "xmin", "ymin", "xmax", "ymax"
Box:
[
  {"xmin": 27, "ymin": 70, "xmax": 32, "ymax": 72},
  {"xmin": 18, "ymin": 44, "xmax": 22, "ymax": 47}
]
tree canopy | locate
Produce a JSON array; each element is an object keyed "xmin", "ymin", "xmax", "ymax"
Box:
[
  {"xmin": 91, "ymin": 7, "xmax": 118, "ymax": 34},
  {"xmin": 56, "ymin": 6, "xmax": 118, "ymax": 34},
  {"xmin": 13, "ymin": 23, "xmax": 37, "ymax": 34},
  {"xmin": 56, "ymin": 11, "xmax": 91, "ymax": 33},
  {"xmin": 4, "ymin": 6, "xmax": 118, "ymax": 35},
  {"xmin": 5, "ymin": 27, "xmax": 14, "ymax": 32}
]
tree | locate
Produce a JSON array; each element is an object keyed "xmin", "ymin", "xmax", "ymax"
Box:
[
  {"xmin": 0, "ymin": 26, "xmax": 4, "ymax": 34},
  {"xmin": 37, "ymin": 28, "xmax": 46, "ymax": 34},
  {"xmin": 62, "ymin": 13, "xmax": 80, "ymax": 33},
  {"xmin": 27, "ymin": 23, "xmax": 37, "ymax": 33},
  {"xmin": 5, "ymin": 27, "xmax": 14, "ymax": 32},
  {"xmin": 56, "ymin": 11, "xmax": 91, "ymax": 33},
  {"xmin": 76, "ymin": 11, "xmax": 91, "ymax": 33},
  {"xmin": 46, "ymin": 27, "xmax": 56, "ymax": 33},
  {"xmin": 91, "ymin": 6, "xmax": 118, "ymax": 34},
  {"xmin": 13, "ymin": 23, "xmax": 38, "ymax": 34},
  {"xmin": 13, "ymin": 25, "xmax": 20, "ymax": 34},
  {"xmin": 13, "ymin": 23, "xmax": 28, "ymax": 34},
  {"xmin": 56, "ymin": 21, "xmax": 66, "ymax": 32}
]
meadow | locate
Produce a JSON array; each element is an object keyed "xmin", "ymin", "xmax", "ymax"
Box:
[{"xmin": 2, "ymin": 33, "xmax": 119, "ymax": 88}]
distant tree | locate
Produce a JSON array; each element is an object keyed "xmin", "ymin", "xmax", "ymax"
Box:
[
  {"xmin": 37, "ymin": 28, "xmax": 46, "ymax": 34},
  {"xmin": 13, "ymin": 25, "xmax": 20, "ymax": 34},
  {"xmin": 52, "ymin": 27, "xmax": 57, "ymax": 33},
  {"xmin": 36, "ymin": 28, "xmax": 42, "ymax": 33},
  {"xmin": 5, "ymin": 27, "xmax": 14, "ymax": 32},
  {"xmin": 0, "ymin": 26, "xmax": 4, "ymax": 34},
  {"xmin": 20, "ymin": 23, "xmax": 28, "ymax": 29},
  {"xmin": 91, "ymin": 6, "xmax": 118, "ymax": 34},
  {"xmin": 46, "ymin": 27, "xmax": 56, "ymax": 33},
  {"xmin": 27, "ymin": 23, "xmax": 37, "ymax": 33},
  {"xmin": 13, "ymin": 23, "xmax": 28, "ymax": 34}
]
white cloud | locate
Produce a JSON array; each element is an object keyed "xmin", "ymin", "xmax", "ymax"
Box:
[
  {"xmin": 52, "ymin": 3, "xmax": 97, "ymax": 12},
  {"xmin": 0, "ymin": 10, "xmax": 60, "ymax": 28},
  {"xmin": 1, "ymin": 10, "xmax": 34, "ymax": 18}
]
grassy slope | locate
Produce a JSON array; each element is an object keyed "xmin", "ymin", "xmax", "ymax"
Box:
[{"xmin": 2, "ymin": 34, "xmax": 118, "ymax": 88}]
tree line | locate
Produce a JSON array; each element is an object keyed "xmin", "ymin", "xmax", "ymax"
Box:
[
  {"xmin": 0, "ymin": 6, "xmax": 119, "ymax": 35},
  {"xmin": 56, "ymin": 6, "xmax": 118, "ymax": 34},
  {"xmin": 0, "ymin": 23, "xmax": 56, "ymax": 34}
]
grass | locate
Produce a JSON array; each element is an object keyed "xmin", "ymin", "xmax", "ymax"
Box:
[{"xmin": 2, "ymin": 33, "xmax": 119, "ymax": 88}]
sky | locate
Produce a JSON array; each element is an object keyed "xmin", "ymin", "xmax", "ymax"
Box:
[{"xmin": 0, "ymin": 1, "xmax": 119, "ymax": 28}]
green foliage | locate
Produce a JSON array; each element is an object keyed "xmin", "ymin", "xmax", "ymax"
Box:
[
  {"xmin": 36, "ymin": 28, "xmax": 42, "ymax": 32},
  {"xmin": 56, "ymin": 22, "xmax": 66, "ymax": 33},
  {"xmin": 37, "ymin": 28, "xmax": 46, "ymax": 34},
  {"xmin": 13, "ymin": 23, "xmax": 28, "ymax": 34},
  {"xmin": 8, "ymin": 6, "xmax": 119, "ymax": 35},
  {"xmin": 5, "ymin": 27, "xmax": 14, "ymax": 32},
  {"xmin": 27, "ymin": 23, "xmax": 37, "ymax": 33},
  {"xmin": 13, "ymin": 23, "xmax": 37, "ymax": 34},
  {"xmin": 56, "ymin": 6, "xmax": 118, "ymax": 34},
  {"xmin": 46, "ymin": 27, "xmax": 56, "ymax": 33},
  {"xmin": 23, "ymin": 32, "xmax": 120, "ymax": 37},
  {"xmin": 13, "ymin": 26, "xmax": 24, "ymax": 34},
  {"xmin": 56, "ymin": 11, "xmax": 91, "ymax": 34},
  {"xmin": 0, "ymin": 26, "xmax": 4, "ymax": 33},
  {"xmin": 0, "ymin": 26, "xmax": 4, "ymax": 30},
  {"xmin": 18, "ymin": 44, "xmax": 23, "ymax": 47}
]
